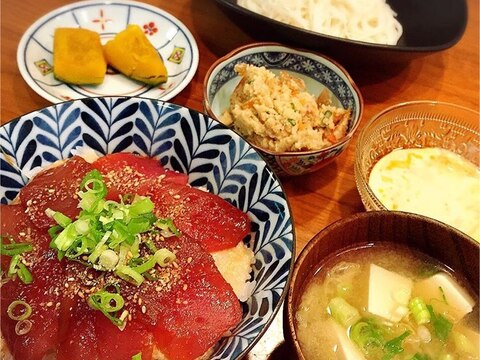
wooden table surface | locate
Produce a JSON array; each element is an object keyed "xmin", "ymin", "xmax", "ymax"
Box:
[{"xmin": 1, "ymin": 0, "xmax": 479, "ymax": 358}]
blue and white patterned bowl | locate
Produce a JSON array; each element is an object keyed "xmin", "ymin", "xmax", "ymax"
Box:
[
  {"xmin": 0, "ymin": 97, "xmax": 295, "ymax": 359},
  {"xmin": 203, "ymin": 43, "xmax": 363, "ymax": 176}
]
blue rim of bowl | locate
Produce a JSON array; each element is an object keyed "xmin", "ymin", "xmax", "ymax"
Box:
[
  {"xmin": 0, "ymin": 96, "xmax": 297, "ymax": 360},
  {"xmin": 203, "ymin": 42, "xmax": 364, "ymax": 157}
]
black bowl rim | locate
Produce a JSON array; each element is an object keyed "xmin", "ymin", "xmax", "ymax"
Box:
[{"xmin": 215, "ymin": 0, "xmax": 468, "ymax": 53}]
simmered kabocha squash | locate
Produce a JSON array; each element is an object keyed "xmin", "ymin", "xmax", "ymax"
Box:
[
  {"xmin": 53, "ymin": 28, "xmax": 107, "ymax": 85},
  {"xmin": 103, "ymin": 25, "xmax": 168, "ymax": 86}
]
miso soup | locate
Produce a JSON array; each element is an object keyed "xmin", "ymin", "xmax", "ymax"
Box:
[{"xmin": 295, "ymin": 243, "xmax": 479, "ymax": 360}]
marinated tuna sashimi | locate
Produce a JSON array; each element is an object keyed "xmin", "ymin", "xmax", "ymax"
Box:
[
  {"xmin": 145, "ymin": 181, "xmax": 251, "ymax": 252},
  {"xmin": 19, "ymin": 156, "xmax": 93, "ymax": 228},
  {"xmin": 1, "ymin": 153, "xmax": 251, "ymax": 360},
  {"xmin": 1, "ymin": 205, "xmax": 67, "ymax": 360},
  {"xmin": 56, "ymin": 299, "xmax": 99, "ymax": 360},
  {"xmin": 94, "ymin": 313, "xmax": 154, "ymax": 360},
  {"xmin": 92, "ymin": 152, "xmax": 188, "ymax": 200},
  {"xmin": 92, "ymin": 152, "xmax": 250, "ymax": 251},
  {"xmin": 124, "ymin": 234, "xmax": 243, "ymax": 360}
]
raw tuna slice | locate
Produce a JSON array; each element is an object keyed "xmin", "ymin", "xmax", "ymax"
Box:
[
  {"xmin": 19, "ymin": 156, "xmax": 93, "ymax": 228},
  {"xmin": 122, "ymin": 235, "xmax": 243, "ymax": 360},
  {"xmin": 146, "ymin": 181, "xmax": 251, "ymax": 252},
  {"xmin": 95, "ymin": 314, "xmax": 154, "ymax": 360},
  {"xmin": 56, "ymin": 299, "xmax": 99, "ymax": 360},
  {"xmin": 92, "ymin": 152, "xmax": 188, "ymax": 200},
  {"xmin": 0, "ymin": 205, "xmax": 66, "ymax": 360}
]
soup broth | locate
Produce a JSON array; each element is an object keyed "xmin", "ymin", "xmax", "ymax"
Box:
[{"xmin": 295, "ymin": 243, "xmax": 479, "ymax": 360}]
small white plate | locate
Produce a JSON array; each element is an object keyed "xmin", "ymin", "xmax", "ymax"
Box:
[{"xmin": 17, "ymin": 0, "xmax": 199, "ymax": 103}]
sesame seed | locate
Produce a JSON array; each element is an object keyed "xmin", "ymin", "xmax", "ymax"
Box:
[
  {"xmin": 141, "ymin": 306, "xmax": 146, "ymax": 314},
  {"xmin": 46, "ymin": 302, "xmax": 53, "ymax": 307}
]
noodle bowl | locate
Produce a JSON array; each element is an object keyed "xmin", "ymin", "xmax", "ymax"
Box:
[{"xmin": 237, "ymin": 0, "xmax": 403, "ymax": 45}]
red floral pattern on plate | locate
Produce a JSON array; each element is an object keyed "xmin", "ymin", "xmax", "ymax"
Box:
[{"xmin": 143, "ymin": 22, "xmax": 158, "ymax": 35}]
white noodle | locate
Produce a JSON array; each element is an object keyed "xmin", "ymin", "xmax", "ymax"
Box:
[{"xmin": 238, "ymin": 0, "xmax": 403, "ymax": 45}]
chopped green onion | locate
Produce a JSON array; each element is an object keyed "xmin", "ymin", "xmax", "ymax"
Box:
[
  {"xmin": 145, "ymin": 239, "xmax": 158, "ymax": 254},
  {"xmin": 53, "ymin": 223, "xmax": 78, "ymax": 251},
  {"xmin": 127, "ymin": 217, "xmax": 154, "ymax": 235},
  {"xmin": 132, "ymin": 353, "xmax": 142, "ymax": 360},
  {"xmin": 116, "ymin": 265, "xmax": 144, "ymax": 286},
  {"xmin": 427, "ymin": 305, "xmax": 453, "ymax": 341},
  {"xmin": 130, "ymin": 237, "xmax": 141, "ymax": 258},
  {"xmin": 87, "ymin": 289, "xmax": 125, "ymax": 326},
  {"xmin": 133, "ymin": 256, "xmax": 157, "ymax": 274},
  {"xmin": 328, "ymin": 297, "xmax": 360, "ymax": 328},
  {"xmin": 88, "ymin": 231, "xmax": 111, "ymax": 263},
  {"xmin": 45, "ymin": 169, "xmax": 183, "ymax": 300},
  {"xmin": 382, "ymin": 331, "xmax": 410, "ymax": 360},
  {"xmin": 48, "ymin": 225, "xmax": 63, "ymax": 243},
  {"xmin": 8, "ymin": 255, "xmax": 21, "ymax": 277},
  {"xmin": 129, "ymin": 196, "xmax": 155, "ymax": 216},
  {"xmin": 17, "ymin": 264, "xmax": 33, "ymax": 284},
  {"xmin": 45, "ymin": 208, "xmax": 72, "ymax": 227},
  {"xmin": 98, "ymin": 249, "xmax": 120, "ymax": 270},
  {"xmin": 409, "ymin": 297, "xmax": 431, "ymax": 325},
  {"xmin": 155, "ymin": 218, "xmax": 180, "ymax": 237},
  {"xmin": 155, "ymin": 248, "xmax": 176, "ymax": 267},
  {"xmin": 7, "ymin": 300, "xmax": 32, "ymax": 321},
  {"xmin": 0, "ymin": 241, "xmax": 33, "ymax": 256},
  {"xmin": 350, "ymin": 319, "xmax": 384, "ymax": 356},
  {"xmin": 65, "ymin": 237, "xmax": 94, "ymax": 259},
  {"xmin": 74, "ymin": 219, "xmax": 91, "ymax": 235},
  {"xmin": 15, "ymin": 319, "xmax": 32, "ymax": 335},
  {"xmin": 80, "ymin": 170, "xmax": 107, "ymax": 196},
  {"xmin": 452, "ymin": 331, "xmax": 476, "ymax": 354},
  {"xmin": 1, "ymin": 238, "xmax": 34, "ymax": 284}
]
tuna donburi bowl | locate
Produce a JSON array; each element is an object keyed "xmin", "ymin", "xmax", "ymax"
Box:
[{"xmin": 0, "ymin": 97, "xmax": 295, "ymax": 360}]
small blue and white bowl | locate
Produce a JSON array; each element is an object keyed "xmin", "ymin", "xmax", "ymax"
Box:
[
  {"xmin": 0, "ymin": 97, "xmax": 295, "ymax": 360},
  {"xmin": 203, "ymin": 43, "xmax": 363, "ymax": 176}
]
